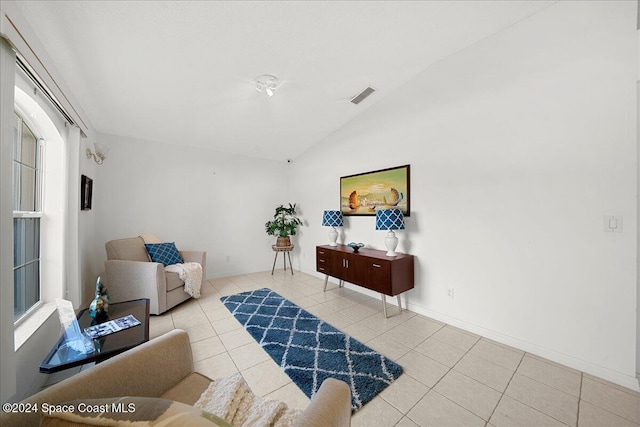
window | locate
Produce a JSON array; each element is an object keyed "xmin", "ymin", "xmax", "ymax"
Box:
[{"xmin": 13, "ymin": 112, "xmax": 42, "ymax": 322}]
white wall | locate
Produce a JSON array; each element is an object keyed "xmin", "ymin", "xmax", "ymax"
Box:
[
  {"xmin": 4, "ymin": 92, "xmax": 88, "ymax": 404},
  {"xmin": 0, "ymin": 36, "xmax": 17, "ymax": 404},
  {"xmin": 291, "ymin": 1, "xmax": 639, "ymax": 389},
  {"xmin": 2, "ymin": 1, "xmax": 100, "ymax": 403},
  {"xmin": 91, "ymin": 133, "xmax": 290, "ymax": 281},
  {"xmin": 8, "ymin": 84, "xmax": 71, "ymax": 403},
  {"xmin": 11, "ymin": 310, "xmax": 58, "ymax": 402},
  {"xmin": 636, "ymin": 19, "xmax": 640, "ymax": 381}
]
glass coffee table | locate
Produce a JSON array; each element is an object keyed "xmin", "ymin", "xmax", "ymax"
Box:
[{"xmin": 40, "ymin": 298, "xmax": 150, "ymax": 374}]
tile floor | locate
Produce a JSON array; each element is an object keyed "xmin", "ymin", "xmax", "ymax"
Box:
[{"xmin": 147, "ymin": 270, "xmax": 640, "ymax": 427}]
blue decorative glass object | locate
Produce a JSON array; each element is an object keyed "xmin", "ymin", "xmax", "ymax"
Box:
[
  {"xmin": 89, "ymin": 276, "xmax": 109, "ymax": 321},
  {"xmin": 375, "ymin": 208, "xmax": 405, "ymax": 256},
  {"xmin": 348, "ymin": 242, "xmax": 365, "ymax": 253},
  {"xmin": 322, "ymin": 210, "xmax": 344, "ymax": 246}
]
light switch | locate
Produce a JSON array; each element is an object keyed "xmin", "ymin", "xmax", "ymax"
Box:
[{"xmin": 604, "ymin": 215, "xmax": 623, "ymax": 233}]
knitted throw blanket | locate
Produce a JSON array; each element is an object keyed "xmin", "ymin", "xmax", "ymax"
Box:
[
  {"xmin": 139, "ymin": 233, "xmax": 203, "ymax": 298},
  {"xmin": 194, "ymin": 373, "xmax": 302, "ymax": 427},
  {"xmin": 165, "ymin": 262, "xmax": 202, "ymax": 298}
]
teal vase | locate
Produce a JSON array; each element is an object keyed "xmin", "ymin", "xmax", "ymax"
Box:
[{"xmin": 89, "ymin": 276, "xmax": 109, "ymax": 321}]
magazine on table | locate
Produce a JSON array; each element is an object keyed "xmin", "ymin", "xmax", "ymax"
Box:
[{"xmin": 84, "ymin": 314, "xmax": 141, "ymax": 339}]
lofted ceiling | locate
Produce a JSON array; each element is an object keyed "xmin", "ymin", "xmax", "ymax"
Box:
[{"xmin": 14, "ymin": 1, "xmax": 553, "ymax": 162}]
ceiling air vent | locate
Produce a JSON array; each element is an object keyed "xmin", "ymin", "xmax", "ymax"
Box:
[{"xmin": 350, "ymin": 86, "xmax": 376, "ymax": 105}]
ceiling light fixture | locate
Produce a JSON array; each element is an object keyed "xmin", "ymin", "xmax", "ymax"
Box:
[{"xmin": 256, "ymin": 75, "xmax": 278, "ymax": 97}]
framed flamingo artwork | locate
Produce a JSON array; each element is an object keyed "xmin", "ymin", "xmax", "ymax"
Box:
[{"xmin": 340, "ymin": 165, "xmax": 410, "ymax": 216}]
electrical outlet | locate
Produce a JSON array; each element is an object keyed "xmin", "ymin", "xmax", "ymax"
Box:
[
  {"xmin": 447, "ymin": 288, "xmax": 455, "ymax": 300},
  {"xmin": 604, "ymin": 215, "xmax": 622, "ymax": 233}
]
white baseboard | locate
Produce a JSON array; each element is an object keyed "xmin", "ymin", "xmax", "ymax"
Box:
[
  {"xmin": 334, "ymin": 280, "xmax": 640, "ymax": 392},
  {"xmin": 409, "ymin": 303, "xmax": 640, "ymax": 392}
]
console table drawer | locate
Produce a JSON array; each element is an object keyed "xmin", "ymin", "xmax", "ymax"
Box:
[{"xmin": 316, "ymin": 247, "xmax": 331, "ymax": 274}]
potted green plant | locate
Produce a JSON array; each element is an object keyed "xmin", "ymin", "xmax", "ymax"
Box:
[{"xmin": 265, "ymin": 203, "xmax": 303, "ymax": 247}]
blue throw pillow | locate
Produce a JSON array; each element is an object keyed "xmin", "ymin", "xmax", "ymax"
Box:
[{"xmin": 145, "ymin": 242, "xmax": 184, "ymax": 267}]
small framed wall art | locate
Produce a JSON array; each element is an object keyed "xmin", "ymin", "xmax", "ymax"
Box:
[
  {"xmin": 81, "ymin": 174, "xmax": 93, "ymax": 211},
  {"xmin": 340, "ymin": 164, "xmax": 410, "ymax": 216}
]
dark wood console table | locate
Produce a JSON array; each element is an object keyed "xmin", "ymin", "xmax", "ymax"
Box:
[{"xmin": 316, "ymin": 244, "xmax": 414, "ymax": 317}]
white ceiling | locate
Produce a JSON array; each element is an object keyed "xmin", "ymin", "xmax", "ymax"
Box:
[{"xmin": 14, "ymin": 1, "xmax": 553, "ymax": 162}]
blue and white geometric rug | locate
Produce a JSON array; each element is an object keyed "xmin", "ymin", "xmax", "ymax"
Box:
[{"xmin": 220, "ymin": 288, "xmax": 403, "ymax": 412}]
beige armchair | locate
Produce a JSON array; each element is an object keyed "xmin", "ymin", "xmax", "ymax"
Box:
[
  {"xmin": 104, "ymin": 236, "xmax": 206, "ymax": 314},
  {"xmin": 0, "ymin": 330, "xmax": 352, "ymax": 427}
]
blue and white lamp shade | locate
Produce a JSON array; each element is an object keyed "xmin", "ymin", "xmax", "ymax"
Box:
[
  {"xmin": 322, "ymin": 210, "xmax": 343, "ymax": 246},
  {"xmin": 322, "ymin": 210, "xmax": 344, "ymax": 227},
  {"xmin": 375, "ymin": 208, "xmax": 405, "ymax": 231},
  {"xmin": 375, "ymin": 208, "xmax": 405, "ymax": 256}
]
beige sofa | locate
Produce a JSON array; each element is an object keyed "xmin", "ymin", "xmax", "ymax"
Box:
[
  {"xmin": 105, "ymin": 236, "xmax": 207, "ymax": 315},
  {"xmin": 0, "ymin": 329, "xmax": 352, "ymax": 427}
]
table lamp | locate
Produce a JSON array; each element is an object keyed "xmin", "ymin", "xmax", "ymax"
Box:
[
  {"xmin": 375, "ymin": 208, "xmax": 405, "ymax": 256},
  {"xmin": 322, "ymin": 210, "xmax": 343, "ymax": 246}
]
